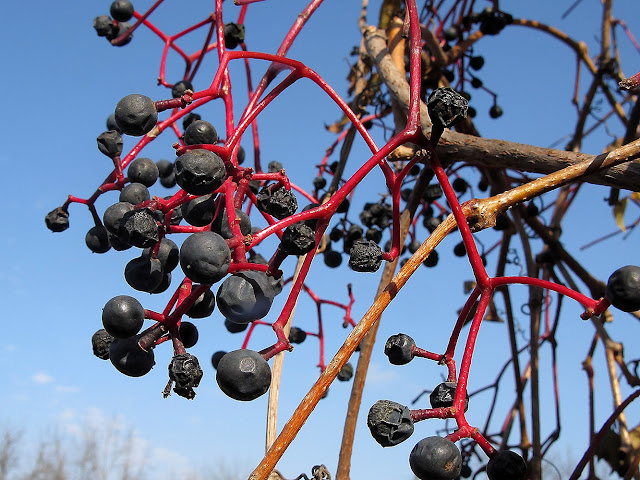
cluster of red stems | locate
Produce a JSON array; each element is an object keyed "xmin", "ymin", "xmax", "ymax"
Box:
[{"xmin": 47, "ymin": 0, "xmax": 640, "ymax": 479}]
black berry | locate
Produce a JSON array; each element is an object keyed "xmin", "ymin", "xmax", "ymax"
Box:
[
  {"xmin": 216, "ymin": 271, "xmax": 277, "ymax": 323},
  {"xmin": 409, "ymin": 436, "xmax": 462, "ymax": 480},
  {"xmin": 337, "ymin": 362, "xmax": 354, "ymax": 381},
  {"xmin": 172, "ymin": 80, "xmax": 193, "ymax": 98},
  {"xmin": 349, "ymin": 240, "xmax": 383, "ymax": 273},
  {"xmin": 367, "ymin": 400, "xmax": 414, "ymax": 447},
  {"xmin": 606, "ymin": 266, "xmax": 640, "ymax": 312},
  {"xmin": 169, "ymin": 353, "xmax": 203, "ymax": 399},
  {"xmin": 429, "ymin": 381, "xmax": 469, "ymax": 412},
  {"xmin": 97, "ymin": 130, "xmax": 123, "ymax": 158},
  {"xmin": 45, "ymin": 207, "xmax": 69, "ymax": 232},
  {"xmin": 486, "ymin": 450, "xmax": 527, "ymax": 480},
  {"xmin": 489, "ymin": 104, "xmax": 503, "ymax": 118},
  {"xmin": 256, "ymin": 186, "xmax": 298, "ymax": 219},
  {"xmin": 185, "ymin": 287, "xmax": 216, "ymax": 318},
  {"xmin": 427, "ymin": 87, "xmax": 469, "ymax": 129},
  {"xmin": 216, "ymin": 349, "xmax": 271, "ymax": 401},
  {"xmin": 110, "ymin": 0, "xmax": 134, "ymax": 22},
  {"xmin": 211, "ymin": 350, "xmax": 226, "ymax": 369},
  {"xmin": 183, "ymin": 120, "xmax": 218, "ymax": 145},
  {"xmin": 102, "ymin": 295, "xmax": 145, "ymax": 339},
  {"xmin": 384, "ymin": 333, "xmax": 415, "ymax": 365},
  {"xmin": 119, "ymin": 182, "xmax": 150, "ymax": 205},
  {"xmin": 114, "ymin": 94, "xmax": 157, "ymax": 136},
  {"xmin": 174, "ymin": 149, "xmax": 227, "ymax": 195},
  {"xmin": 109, "ymin": 335, "xmax": 155, "ymax": 377},
  {"xmin": 85, "ymin": 225, "xmax": 111, "ymax": 254},
  {"xmin": 91, "ymin": 329, "xmax": 114, "ymax": 360},
  {"xmin": 288, "ymin": 327, "xmax": 307, "ymax": 344},
  {"xmin": 179, "ymin": 231, "xmax": 231, "ymax": 284},
  {"xmin": 280, "ymin": 222, "xmax": 316, "ymax": 256},
  {"xmin": 224, "ymin": 23, "xmax": 245, "ymax": 49},
  {"xmin": 124, "ymin": 255, "xmax": 164, "ymax": 292},
  {"xmin": 119, "ymin": 208, "xmax": 159, "ymax": 248},
  {"xmin": 127, "ymin": 157, "xmax": 159, "ymax": 187}
]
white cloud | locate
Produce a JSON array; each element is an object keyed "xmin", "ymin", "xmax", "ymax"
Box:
[
  {"xmin": 32, "ymin": 372, "xmax": 55, "ymax": 385},
  {"xmin": 365, "ymin": 361, "xmax": 400, "ymax": 385}
]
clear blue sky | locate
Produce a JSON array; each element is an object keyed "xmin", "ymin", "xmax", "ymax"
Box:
[{"xmin": 1, "ymin": 0, "xmax": 639, "ymax": 479}]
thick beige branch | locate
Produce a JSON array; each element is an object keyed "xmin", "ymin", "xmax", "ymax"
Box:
[{"xmin": 362, "ymin": 27, "xmax": 640, "ymax": 191}]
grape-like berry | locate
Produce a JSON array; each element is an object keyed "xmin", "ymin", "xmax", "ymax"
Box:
[
  {"xmin": 367, "ymin": 400, "xmax": 414, "ymax": 447},
  {"xmin": 486, "ymin": 450, "xmax": 527, "ymax": 480},
  {"xmin": 216, "ymin": 271, "xmax": 277, "ymax": 323},
  {"xmin": 384, "ymin": 333, "xmax": 415, "ymax": 365},
  {"xmin": 174, "ymin": 148, "xmax": 227, "ymax": 195},
  {"xmin": 216, "ymin": 349, "xmax": 271, "ymax": 401},
  {"xmin": 114, "ymin": 94, "xmax": 157, "ymax": 136},
  {"xmin": 45, "ymin": 207, "xmax": 69, "ymax": 232},
  {"xmin": 409, "ymin": 436, "xmax": 462, "ymax": 480},
  {"xmin": 179, "ymin": 231, "xmax": 231, "ymax": 284},
  {"xmin": 109, "ymin": 335, "xmax": 155, "ymax": 377},
  {"xmin": 110, "ymin": 0, "xmax": 134, "ymax": 22},
  {"xmin": 183, "ymin": 119, "xmax": 218, "ymax": 145},
  {"xmin": 429, "ymin": 382, "xmax": 469, "ymax": 412},
  {"xmin": 102, "ymin": 295, "xmax": 145, "ymax": 339},
  {"xmin": 606, "ymin": 265, "xmax": 640, "ymax": 312},
  {"xmin": 348, "ymin": 240, "xmax": 383, "ymax": 272}
]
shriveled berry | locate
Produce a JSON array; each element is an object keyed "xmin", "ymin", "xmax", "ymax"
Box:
[
  {"xmin": 280, "ymin": 222, "xmax": 316, "ymax": 256},
  {"xmin": 216, "ymin": 349, "xmax": 271, "ymax": 401},
  {"xmin": 109, "ymin": 335, "xmax": 155, "ymax": 377},
  {"xmin": 429, "ymin": 382, "xmax": 469, "ymax": 412},
  {"xmin": 367, "ymin": 400, "xmax": 414, "ymax": 447},
  {"xmin": 349, "ymin": 240, "xmax": 383, "ymax": 273},
  {"xmin": 185, "ymin": 287, "xmax": 216, "ymax": 318},
  {"xmin": 119, "ymin": 182, "xmax": 150, "ymax": 205},
  {"xmin": 110, "ymin": 0, "xmax": 134, "ymax": 22},
  {"xmin": 427, "ymin": 87, "xmax": 469, "ymax": 129},
  {"xmin": 119, "ymin": 208, "xmax": 159, "ymax": 248},
  {"xmin": 174, "ymin": 149, "xmax": 226, "ymax": 195},
  {"xmin": 179, "ymin": 231, "xmax": 231, "ymax": 284},
  {"xmin": 409, "ymin": 436, "xmax": 462, "ymax": 480},
  {"xmin": 384, "ymin": 333, "xmax": 415, "ymax": 365},
  {"xmin": 486, "ymin": 450, "xmax": 527, "ymax": 480},
  {"xmin": 169, "ymin": 353, "xmax": 203, "ymax": 399},
  {"xmin": 184, "ymin": 120, "xmax": 218, "ymax": 145},
  {"xmin": 114, "ymin": 94, "xmax": 157, "ymax": 136},
  {"xmin": 45, "ymin": 207, "xmax": 69, "ymax": 232},
  {"xmin": 606, "ymin": 266, "xmax": 640, "ymax": 312},
  {"xmin": 127, "ymin": 157, "xmax": 159, "ymax": 187},
  {"xmin": 85, "ymin": 225, "xmax": 111, "ymax": 253},
  {"xmin": 97, "ymin": 130, "xmax": 123, "ymax": 158},
  {"xmin": 102, "ymin": 295, "xmax": 145, "ymax": 339},
  {"xmin": 211, "ymin": 350, "xmax": 226, "ymax": 369},
  {"xmin": 424, "ymin": 183, "xmax": 443, "ymax": 202},
  {"xmin": 337, "ymin": 362, "xmax": 353, "ymax": 381},
  {"xmin": 256, "ymin": 186, "xmax": 298, "ymax": 219},
  {"xmin": 172, "ymin": 80, "xmax": 193, "ymax": 98},
  {"xmin": 224, "ymin": 22, "xmax": 245, "ymax": 49},
  {"xmin": 288, "ymin": 327, "xmax": 307, "ymax": 344},
  {"xmin": 94, "ymin": 16, "xmax": 116, "ymax": 37},
  {"xmin": 91, "ymin": 329, "xmax": 114, "ymax": 360}
]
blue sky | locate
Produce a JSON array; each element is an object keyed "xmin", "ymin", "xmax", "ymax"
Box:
[{"xmin": 2, "ymin": 0, "xmax": 640, "ymax": 479}]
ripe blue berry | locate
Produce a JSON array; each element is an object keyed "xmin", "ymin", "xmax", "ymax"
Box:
[
  {"xmin": 174, "ymin": 149, "xmax": 226, "ymax": 195},
  {"xmin": 127, "ymin": 157, "xmax": 159, "ymax": 187},
  {"xmin": 114, "ymin": 94, "xmax": 157, "ymax": 136},
  {"xmin": 216, "ymin": 271, "xmax": 277, "ymax": 323},
  {"xmin": 486, "ymin": 450, "xmax": 527, "ymax": 480},
  {"xmin": 183, "ymin": 120, "xmax": 218, "ymax": 145},
  {"xmin": 109, "ymin": 335, "xmax": 155, "ymax": 377},
  {"xmin": 172, "ymin": 80, "xmax": 193, "ymax": 98},
  {"xmin": 179, "ymin": 231, "xmax": 231, "ymax": 284},
  {"xmin": 110, "ymin": 0, "xmax": 134, "ymax": 22},
  {"xmin": 216, "ymin": 349, "xmax": 271, "ymax": 401},
  {"xmin": 409, "ymin": 436, "xmax": 462, "ymax": 480},
  {"xmin": 102, "ymin": 295, "xmax": 145, "ymax": 339},
  {"xmin": 384, "ymin": 333, "xmax": 415, "ymax": 365},
  {"xmin": 606, "ymin": 266, "xmax": 640, "ymax": 312}
]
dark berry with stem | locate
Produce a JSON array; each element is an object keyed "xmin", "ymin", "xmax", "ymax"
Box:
[
  {"xmin": 452, "ymin": 177, "xmax": 468, "ymax": 194},
  {"xmin": 427, "ymin": 88, "xmax": 468, "ymax": 145},
  {"xmin": 127, "ymin": 157, "xmax": 159, "ymax": 187},
  {"xmin": 119, "ymin": 183, "xmax": 150, "ymax": 205},
  {"xmin": 211, "ymin": 351, "xmax": 226, "ymax": 369},
  {"xmin": 96, "ymin": 130, "xmax": 123, "ymax": 158},
  {"xmin": 106, "ymin": 113, "xmax": 122, "ymax": 133},
  {"xmin": 225, "ymin": 318, "xmax": 248, "ymax": 333},
  {"xmin": 424, "ymin": 183, "xmax": 443, "ymax": 202},
  {"xmin": 94, "ymin": 16, "xmax": 115, "ymax": 37},
  {"xmin": 367, "ymin": 400, "xmax": 414, "ymax": 447},
  {"xmin": 179, "ymin": 231, "xmax": 231, "ymax": 284},
  {"xmin": 429, "ymin": 382, "xmax": 469, "ymax": 412},
  {"xmin": 169, "ymin": 353, "xmax": 203, "ymax": 399},
  {"xmin": 103, "ymin": 202, "xmax": 134, "ymax": 235},
  {"xmin": 110, "ymin": 22, "xmax": 133, "ymax": 46},
  {"xmin": 329, "ymin": 226, "xmax": 344, "ymax": 242},
  {"xmin": 453, "ymin": 242, "xmax": 466, "ymax": 257},
  {"xmin": 288, "ymin": 327, "xmax": 307, "ymax": 344},
  {"xmin": 45, "ymin": 207, "xmax": 69, "ymax": 232},
  {"xmin": 174, "ymin": 149, "xmax": 226, "ymax": 195},
  {"xmin": 224, "ymin": 22, "xmax": 245, "ymax": 49},
  {"xmin": 236, "ymin": 145, "xmax": 246, "ymax": 165},
  {"xmin": 324, "ymin": 249, "xmax": 342, "ymax": 268},
  {"xmin": 337, "ymin": 362, "xmax": 354, "ymax": 381},
  {"xmin": 85, "ymin": 225, "xmax": 111, "ymax": 254},
  {"xmin": 256, "ymin": 186, "xmax": 298, "ymax": 219},
  {"xmin": 216, "ymin": 271, "xmax": 276, "ymax": 323},
  {"xmin": 313, "ymin": 177, "xmax": 326, "ymax": 190},
  {"xmin": 489, "ymin": 104, "xmax": 504, "ymax": 118},
  {"xmin": 384, "ymin": 333, "xmax": 415, "ymax": 365},
  {"xmin": 183, "ymin": 194, "xmax": 217, "ymax": 226},
  {"xmin": 486, "ymin": 450, "xmax": 527, "ymax": 480},
  {"xmin": 469, "ymin": 55, "xmax": 485, "ymax": 70},
  {"xmin": 108, "ymin": 232, "xmax": 132, "ymax": 251},
  {"xmin": 423, "ymin": 250, "xmax": 439, "ymax": 267},
  {"xmin": 172, "ymin": 80, "xmax": 193, "ymax": 99},
  {"xmin": 216, "ymin": 349, "xmax": 271, "ymax": 401},
  {"xmin": 159, "ymin": 172, "xmax": 177, "ymax": 188},
  {"xmin": 280, "ymin": 222, "xmax": 316, "ymax": 256},
  {"xmin": 109, "ymin": 335, "xmax": 155, "ymax": 377},
  {"xmin": 349, "ymin": 240, "xmax": 383, "ymax": 273},
  {"xmin": 409, "ymin": 436, "xmax": 462, "ymax": 480},
  {"xmin": 91, "ymin": 329, "xmax": 114, "ymax": 360},
  {"xmin": 110, "ymin": 0, "xmax": 134, "ymax": 22},
  {"xmin": 460, "ymin": 464, "xmax": 472, "ymax": 478},
  {"xmin": 470, "ymin": 77, "xmax": 483, "ymax": 88},
  {"xmin": 102, "ymin": 295, "xmax": 145, "ymax": 339},
  {"xmin": 119, "ymin": 208, "xmax": 159, "ymax": 248},
  {"xmin": 151, "ymin": 272, "xmax": 172, "ymax": 294},
  {"xmin": 114, "ymin": 94, "xmax": 157, "ymax": 136},
  {"xmin": 212, "ymin": 207, "xmax": 252, "ymax": 239},
  {"xmin": 183, "ymin": 120, "xmax": 218, "ymax": 145},
  {"xmin": 185, "ymin": 288, "xmax": 216, "ymax": 318},
  {"xmin": 156, "ymin": 159, "xmax": 173, "ymax": 177},
  {"xmin": 606, "ymin": 266, "xmax": 640, "ymax": 312},
  {"xmin": 268, "ymin": 161, "xmax": 283, "ymax": 173},
  {"xmin": 124, "ymin": 256, "xmax": 163, "ymax": 292}
]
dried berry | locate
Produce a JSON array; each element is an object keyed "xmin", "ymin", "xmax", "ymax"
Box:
[
  {"xmin": 349, "ymin": 240, "xmax": 383, "ymax": 273},
  {"xmin": 367, "ymin": 400, "xmax": 414, "ymax": 447}
]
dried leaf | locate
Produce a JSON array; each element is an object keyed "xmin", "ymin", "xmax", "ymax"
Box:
[{"xmin": 613, "ymin": 197, "xmax": 628, "ymax": 232}]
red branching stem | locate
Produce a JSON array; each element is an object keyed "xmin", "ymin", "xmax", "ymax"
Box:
[{"xmin": 491, "ymin": 276, "xmax": 598, "ymax": 311}]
